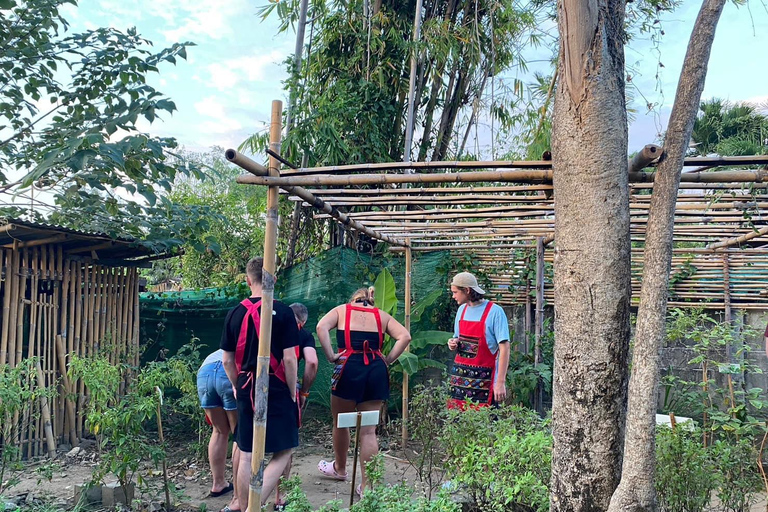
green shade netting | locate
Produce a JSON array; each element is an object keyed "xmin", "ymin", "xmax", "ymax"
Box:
[{"xmin": 140, "ymin": 246, "xmax": 453, "ymax": 412}]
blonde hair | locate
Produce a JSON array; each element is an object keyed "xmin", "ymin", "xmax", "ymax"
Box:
[{"xmin": 349, "ymin": 287, "xmax": 373, "ymax": 305}]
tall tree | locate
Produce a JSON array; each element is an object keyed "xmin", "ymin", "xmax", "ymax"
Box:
[
  {"xmin": 0, "ymin": 0, "xmax": 214, "ymax": 251},
  {"xmin": 550, "ymin": 0, "xmax": 632, "ymax": 511},
  {"xmin": 608, "ymin": 0, "xmax": 727, "ymax": 510},
  {"xmin": 258, "ymin": 0, "xmax": 546, "ymax": 166}
]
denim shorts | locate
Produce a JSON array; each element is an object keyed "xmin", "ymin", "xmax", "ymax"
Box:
[{"xmin": 197, "ymin": 361, "xmax": 236, "ymax": 411}]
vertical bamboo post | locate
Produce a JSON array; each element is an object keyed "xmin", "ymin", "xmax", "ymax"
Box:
[
  {"xmin": 132, "ymin": 267, "xmax": 140, "ymax": 368},
  {"xmin": 55, "ymin": 335, "xmax": 78, "ymax": 447},
  {"xmin": 723, "ymin": 253, "xmax": 731, "ymax": 325},
  {"xmin": 74, "ymin": 263, "xmax": 85, "ymax": 439},
  {"xmin": 401, "ymin": 241, "xmax": 411, "ymax": 448},
  {"xmin": 1, "ymin": 249, "xmax": 13, "ymax": 365},
  {"xmin": 35, "ymin": 360, "xmax": 57, "ymax": 458},
  {"xmin": 93, "ymin": 265, "xmax": 103, "ymax": 354},
  {"xmin": 534, "ymin": 237, "xmax": 544, "ymax": 414},
  {"xmin": 109, "ymin": 268, "xmax": 118, "ymax": 362},
  {"xmin": 248, "ymin": 99, "xmax": 282, "ymax": 512},
  {"xmin": 7, "ymin": 243, "xmax": 20, "ymax": 368},
  {"xmin": 15, "ymin": 248, "xmax": 28, "ymax": 367},
  {"xmin": 25, "ymin": 249, "xmax": 38, "ymax": 455}
]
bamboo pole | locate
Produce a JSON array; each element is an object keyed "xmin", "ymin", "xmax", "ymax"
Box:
[
  {"xmin": 707, "ymin": 225, "xmax": 768, "ymax": 250},
  {"xmin": 132, "ymin": 267, "xmax": 140, "ymax": 368},
  {"xmin": 534, "ymin": 238, "xmax": 544, "ymax": 415},
  {"xmin": 277, "ymin": 154, "xmax": 768, "ymax": 176},
  {"xmin": 0, "ymin": 248, "xmax": 14, "ymax": 365},
  {"xmin": 35, "ymin": 360, "xmax": 57, "ymax": 458},
  {"xmin": 248, "ymin": 99, "xmax": 282, "ymax": 512},
  {"xmin": 15, "ymin": 248, "xmax": 28, "ymax": 367},
  {"xmin": 628, "ymin": 144, "xmax": 662, "ymax": 173},
  {"xmin": 94, "ymin": 266, "xmax": 104, "ymax": 354},
  {"xmin": 402, "ymin": 241, "xmax": 412, "ymax": 448},
  {"xmin": 88, "ymin": 264, "xmax": 97, "ymax": 356},
  {"xmin": 74, "ymin": 263, "xmax": 85, "ymax": 439},
  {"xmin": 228, "ymin": 152, "xmax": 406, "ymax": 247},
  {"xmin": 55, "ymin": 335, "xmax": 78, "ymax": 447},
  {"xmin": 109, "ymin": 268, "xmax": 118, "ymax": 361}
]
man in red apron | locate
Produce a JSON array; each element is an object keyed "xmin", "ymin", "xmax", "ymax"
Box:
[
  {"xmin": 221, "ymin": 257, "xmax": 299, "ymax": 512},
  {"xmin": 447, "ymin": 272, "xmax": 511, "ymax": 409}
]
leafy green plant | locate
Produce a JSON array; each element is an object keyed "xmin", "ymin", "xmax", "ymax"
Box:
[
  {"xmin": 656, "ymin": 426, "xmax": 716, "ymax": 512},
  {"xmin": 710, "ymin": 438, "xmax": 762, "ymax": 512},
  {"xmin": 281, "ymin": 455, "xmax": 460, "ymax": 512},
  {"xmin": 404, "ymin": 385, "xmax": 450, "ymax": 499},
  {"xmin": 373, "ymin": 268, "xmax": 452, "ymax": 377},
  {"xmin": 0, "ymin": 0, "xmax": 221, "ymax": 251},
  {"xmin": 68, "ymin": 341, "xmax": 200, "ymax": 491},
  {"xmin": 0, "ymin": 358, "xmax": 54, "ymax": 494},
  {"xmin": 440, "ymin": 404, "xmax": 551, "ymax": 512},
  {"xmin": 662, "ymin": 307, "xmax": 764, "ymax": 441}
]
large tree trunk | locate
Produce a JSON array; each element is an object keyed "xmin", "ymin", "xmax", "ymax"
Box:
[
  {"xmin": 607, "ymin": 0, "xmax": 727, "ymax": 511},
  {"xmin": 550, "ymin": 0, "xmax": 631, "ymax": 509}
]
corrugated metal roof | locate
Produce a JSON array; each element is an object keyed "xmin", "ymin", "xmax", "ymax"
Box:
[{"xmin": 0, "ymin": 218, "xmax": 176, "ymax": 265}]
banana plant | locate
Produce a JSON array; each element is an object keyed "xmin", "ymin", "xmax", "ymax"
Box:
[{"xmin": 373, "ymin": 268, "xmax": 452, "ymax": 376}]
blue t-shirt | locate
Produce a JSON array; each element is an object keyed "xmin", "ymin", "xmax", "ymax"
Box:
[{"xmin": 453, "ymin": 300, "xmax": 510, "ymax": 355}]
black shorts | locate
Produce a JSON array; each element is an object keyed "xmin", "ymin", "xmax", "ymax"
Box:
[
  {"xmin": 331, "ymin": 355, "xmax": 389, "ymax": 403},
  {"xmin": 236, "ymin": 373, "xmax": 299, "ymax": 454}
]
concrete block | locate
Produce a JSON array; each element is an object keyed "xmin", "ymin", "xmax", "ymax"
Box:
[
  {"xmin": 101, "ymin": 482, "xmax": 135, "ymax": 507},
  {"xmin": 74, "ymin": 484, "xmax": 102, "ymax": 505}
]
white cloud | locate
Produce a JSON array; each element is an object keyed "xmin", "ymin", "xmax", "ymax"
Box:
[
  {"xmin": 157, "ymin": 0, "xmax": 246, "ymax": 43},
  {"xmin": 193, "ymin": 97, "xmax": 243, "ymax": 134},
  {"xmin": 207, "ymin": 62, "xmax": 240, "ymax": 89},
  {"xmin": 204, "ymin": 51, "xmax": 287, "ymax": 91}
]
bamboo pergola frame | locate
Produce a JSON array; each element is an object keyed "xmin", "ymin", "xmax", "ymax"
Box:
[
  {"xmin": 228, "ymin": 104, "xmax": 768, "ymax": 457},
  {"xmin": 232, "ymin": 149, "xmax": 768, "ymax": 310}
]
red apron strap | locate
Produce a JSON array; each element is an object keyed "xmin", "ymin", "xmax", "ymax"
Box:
[
  {"xmin": 236, "ymin": 299, "xmax": 261, "ymax": 373},
  {"xmin": 344, "ymin": 304, "xmax": 352, "ymax": 350},
  {"xmin": 459, "ymin": 303, "xmax": 469, "ymax": 322},
  {"xmin": 371, "ymin": 307, "xmax": 384, "ymax": 346},
  {"xmin": 479, "ymin": 301, "xmax": 494, "ymax": 324}
]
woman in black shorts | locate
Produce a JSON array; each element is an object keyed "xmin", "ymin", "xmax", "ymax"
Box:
[{"xmin": 315, "ymin": 288, "xmax": 411, "ymax": 495}]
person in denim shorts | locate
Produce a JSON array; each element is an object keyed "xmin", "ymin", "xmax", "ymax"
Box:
[{"xmin": 198, "ymin": 349, "xmax": 238, "ymax": 510}]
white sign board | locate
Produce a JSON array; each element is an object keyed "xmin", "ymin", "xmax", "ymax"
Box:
[{"xmin": 337, "ymin": 410, "xmax": 380, "ymax": 429}]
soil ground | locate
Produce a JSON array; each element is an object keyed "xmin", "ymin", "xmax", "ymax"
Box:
[{"xmin": 4, "ymin": 418, "xmax": 419, "ymax": 512}]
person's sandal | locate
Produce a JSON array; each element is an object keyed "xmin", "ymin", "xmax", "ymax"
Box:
[{"xmin": 317, "ymin": 459, "xmax": 348, "ymax": 481}]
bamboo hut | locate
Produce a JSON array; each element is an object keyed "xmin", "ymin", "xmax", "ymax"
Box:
[{"xmin": 0, "ymin": 218, "xmax": 169, "ymax": 457}]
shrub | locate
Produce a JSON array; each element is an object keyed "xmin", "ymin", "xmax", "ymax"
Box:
[
  {"xmin": 440, "ymin": 404, "xmax": 551, "ymax": 512},
  {"xmin": 656, "ymin": 426, "xmax": 716, "ymax": 512}
]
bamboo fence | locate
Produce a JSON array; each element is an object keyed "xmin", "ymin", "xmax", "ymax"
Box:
[{"xmin": 0, "ymin": 246, "xmax": 140, "ymax": 456}]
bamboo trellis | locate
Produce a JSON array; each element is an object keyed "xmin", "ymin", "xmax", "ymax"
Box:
[
  {"xmin": 231, "ymin": 149, "xmax": 768, "ymax": 309},
  {"xmin": 0, "ymin": 225, "xmax": 150, "ymax": 457}
]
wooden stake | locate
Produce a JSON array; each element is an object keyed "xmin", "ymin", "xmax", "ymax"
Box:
[
  {"xmin": 248, "ymin": 100, "xmax": 282, "ymax": 512},
  {"xmin": 350, "ymin": 412, "xmax": 363, "ymax": 508},
  {"xmin": 156, "ymin": 388, "xmax": 172, "ymax": 510}
]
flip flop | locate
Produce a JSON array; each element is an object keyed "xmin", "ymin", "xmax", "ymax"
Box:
[
  {"xmin": 209, "ymin": 482, "xmax": 233, "ymax": 498},
  {"xmin": 219, "ymin": 506, "xmax": 240, "ymax": 512},
  {"xmin": 317, "ymin": 460, "xmax": 348, "ymax": 481}
]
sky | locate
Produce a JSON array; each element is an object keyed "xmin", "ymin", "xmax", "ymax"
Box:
[{"xmin": 62, "ymin": 0, "xmax": 768, "ymax": 158}]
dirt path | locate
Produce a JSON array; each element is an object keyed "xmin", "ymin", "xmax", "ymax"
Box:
[{"xmin": 6, "ymin": 436, "xmax": 417, "ymax": 511}]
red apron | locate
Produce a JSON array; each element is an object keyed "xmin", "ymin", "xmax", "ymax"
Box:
[
  {"xmin": 447, "ymin": 301, "xmax": 496, "ymax": 410},
  {"xmin": 236, "ymin": 299, "xmax": 301, "ymax": 426},
  {"xmin": 330, "ymin": 304, "xmax": 385, "ymax": 391}
]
